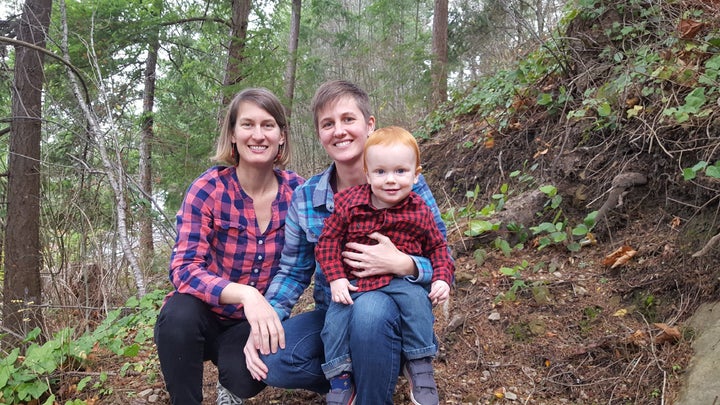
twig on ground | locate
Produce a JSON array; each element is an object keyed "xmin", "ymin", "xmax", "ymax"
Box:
[{"xmin": 692, "ymin": 231, "xmax": 720, "ymax": 257}]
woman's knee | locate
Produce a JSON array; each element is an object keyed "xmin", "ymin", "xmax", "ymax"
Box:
[{"xmin": 155, "ymin": 294, "xmax": 209, "ymax": 342}]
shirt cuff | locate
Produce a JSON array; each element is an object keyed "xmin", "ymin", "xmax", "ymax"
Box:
[{"xmin": 405, "ymin": 255, "xmax": 433, "ymax": 285}]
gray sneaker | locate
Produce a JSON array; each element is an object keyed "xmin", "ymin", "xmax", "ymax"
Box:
[
  {"xmin": 403, "ymin": 357, "xmax": 439, "ymax": 405},
  {"xmin": 216, "ymin": 382, "xmax": 244, "ymax": 405}
]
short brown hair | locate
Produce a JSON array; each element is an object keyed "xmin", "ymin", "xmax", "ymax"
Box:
[{"xmin": 310, "ymin": 80, "xmax": 372, "ymax": 135}]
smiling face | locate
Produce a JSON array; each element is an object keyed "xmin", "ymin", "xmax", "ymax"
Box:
[
  {"xmin": 316, "ymin": 96, "xmax": 375, "ymax": 165},
  {"xmin": 232, "ymin": 101, "xmax": 285, "ymax": 167},
  {"xmin": 364, "ymin": 143, "xmax": 419, "ymax": 209}
]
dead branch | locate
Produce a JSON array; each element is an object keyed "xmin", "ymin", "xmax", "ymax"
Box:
[
  {"xmin": 594, "ymin": 172, "xmax": 648, "ymax": 227},
  {"xmin": 692, "ymin": 231, "xmax": 720, "ymax": 258},
  {"xmin": 0, "ymin": 35, "xmax": 90, "ymax": 103}
]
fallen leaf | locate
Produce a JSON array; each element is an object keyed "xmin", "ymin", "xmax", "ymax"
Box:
[
  {"xmin": 493, "ymin": 387, "xmax": 506, "ymax": 399},
  {"xmin": 625, "ymin": 97, "xmax": 640, "ymax": 107},
  {"xmin": 603, "ymin": 245, "xmax": 637, "ymax": 268},
  {"xmin": 613, "ymin": 308, "xmax": 628, "ymax": 317},
  {"xmin": 670, "ymin": 216, "xmax": 681, "ymax": 229},
  {"xmin": 533, "ymin": 148, "xmax": 548, "ymax": 158},
  {"xmin": 678, "ymin": 19, "xmax": 704, "ymax": 39},
  {"xmin": 626, "ymin": 329, "xmax": 648, "ymax": 346},
  {"xmin": 653, "ymin": 323, "xmax": 681, "ymax": 344}
]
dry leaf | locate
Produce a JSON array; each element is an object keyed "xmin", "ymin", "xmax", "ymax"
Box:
[
  {"xmin": 626, "ymin": 329, "xmax": 648, "ymax": 346},
  {"xmin": 670, "ymin": 216, "xmax": 681, "ymax": 229},
  {"xmin": 613, "ymin": 308, "xmax": 628, "ymax": 317},
  {"xmin": 678, "ymin": 19, "xmax": 704, "ymax": 39},
  {"xmin": 484, "ymin": 137, "xmax": 495, "ymax": 148},
  {"xmin": 603, "ymin": 245, "xmax": 637, "ymax": 268},
  {"xmin": 653, "ymin": 323, "xmax": 681, "ymax": 344},
  {"xmin": 533, "ymin": 148, "xmax": 548, "ymax": 159}
]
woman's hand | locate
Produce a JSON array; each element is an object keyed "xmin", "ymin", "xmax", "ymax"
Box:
[
  {"xmin": 343, "ymin": 232, "xmax": 417, "ymax": 278},
  {"xmin": 244, "ymin": 293, "xmax": 285, "ymax": 356},
  {"xmin": 221, "ymin": 283, "xmax": 285, "ymax": 355},
  {"xmin": 428, "ymin": 280, "xmax": 450, "ymax": 305},
  {"xmin": 244, "ymin": 335, "xmax": 269, "ymax": 381}
]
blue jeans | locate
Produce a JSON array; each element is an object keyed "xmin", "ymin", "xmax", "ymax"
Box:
[
  {"xmin": 261, "ymin": 290, "xmax": 408, "ymax": 405},
  {"xmin": 321, "ymin": 278, "xmax": 437, "ymax": 379}
]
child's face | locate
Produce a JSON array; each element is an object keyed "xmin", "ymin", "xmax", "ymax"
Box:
[
  {"xmin": 316, "ymin": 96, "xmax": 374, "ymax": 165},
  {"xmin": 364, "ymin": 144, "xmax": 419, "ymax": 209}
]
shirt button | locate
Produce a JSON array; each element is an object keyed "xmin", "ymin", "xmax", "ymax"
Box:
[
  {"xmin": 257, "ymin": 255, "xmax": 263, "ymax": 260},
  {"xmin": 253, "ymin": 268, "xmax": 259, "ymax": 273},
  {"xmin": 250, "ymin": 281, "xmax": 256, "ymax": 286},
  {"xmin": 258, "ymin": 239, "xmax": 264, "ymax": 245}
]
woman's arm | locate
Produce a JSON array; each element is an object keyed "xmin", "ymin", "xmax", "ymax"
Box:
[
  {"xmin": 169, "ymin": 175, "xmax": 234, "ymax": 305},
  {"xmin": 245, "ymin": 187, "xmax": 318, "ymax": 379}
]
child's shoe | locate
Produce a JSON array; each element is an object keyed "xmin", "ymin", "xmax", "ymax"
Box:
[
  {"xmin": 326, "ymin": 373, "xmax": 356, "ymax": 405},
  {"xmin": 403, "ymin": 357, "xmax": 439, "ymax": 405}
]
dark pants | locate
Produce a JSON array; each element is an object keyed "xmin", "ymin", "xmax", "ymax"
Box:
[{"xmin": 154, "ymin": 293, "xmax": 265, "ymax": 405}]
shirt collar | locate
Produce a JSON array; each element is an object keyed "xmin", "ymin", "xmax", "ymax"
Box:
[{"xmin": 313, "ymin": 163, "xmax": 336, "ymax": 212}]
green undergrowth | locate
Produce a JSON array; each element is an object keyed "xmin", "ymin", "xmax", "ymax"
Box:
[
  {"xmin": 417, "ymin": 0, "xmax": 720, "ymax": 148},
  {"xmin": 0, "ymin": 289, "xmax": 165, "ymax": 404}
]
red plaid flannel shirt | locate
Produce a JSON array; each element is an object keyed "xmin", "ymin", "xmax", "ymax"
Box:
[{"xmin": 316, "ymin": 184, "xmax": 453, "ymax": 291}]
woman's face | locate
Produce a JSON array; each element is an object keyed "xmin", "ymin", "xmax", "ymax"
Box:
[
  {"xmin": 232, "ymin": 101, "xmax": 285, "ymax": 167},
  {"xmin": 316, "ymin": 96, "xmax": 375, "ymax": 164}
]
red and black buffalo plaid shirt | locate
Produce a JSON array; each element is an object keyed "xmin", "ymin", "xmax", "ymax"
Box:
[{"xmin": 316, "ymin": 184, "xmax": 454, "ymax": 292}]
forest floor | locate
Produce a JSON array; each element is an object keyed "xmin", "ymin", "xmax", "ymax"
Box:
[
  {"xmin": 80, "ymin": 202, "xmax": 715, "ymax": 405},
  {"xmin": 78, "ymin": 109, "xmax": 719, "ymax": 404}
]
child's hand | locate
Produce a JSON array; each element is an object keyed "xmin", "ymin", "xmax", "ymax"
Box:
[
  {"xmin": 428, "ymin": 280, "xmax": 450, "ymax": 305},
  {"xmin": 330, "ymin": 278, "xmax": 358, "ymax": 305}
]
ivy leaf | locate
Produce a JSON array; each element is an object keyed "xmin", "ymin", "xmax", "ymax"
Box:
[
  {"xmin": 684, "ymin": 87, "xmax": 706, "ymax": 113},
  {"xmin": 537, "ymin": 93, "xmax": 554, "ymax": 106},
  {"xmin": 597, "ymin": 101, "xmax": 612, "ymax": 117},
  {"xmin": 706, "ymin": 165, "xmax": 720, "ymax": 179}
]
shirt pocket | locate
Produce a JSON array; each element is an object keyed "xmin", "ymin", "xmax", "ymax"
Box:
[
  {"xmin": 214, "ymin": 219, "xmax": 247, "ymax": 241},
  {"xmin": 348, "ymin": 220, "xmax": 377, "ymax": 235},
  {"xmin": 347, "ymin": 209, "xmax": 381, "ymax": 237},
  {"xmin": 306, "ymin": 223, "xmax": 322, "ymax": 243}
]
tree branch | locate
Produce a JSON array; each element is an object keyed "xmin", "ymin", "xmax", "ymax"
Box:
[
  {"xmin": 692, "ymin": 231, "xmax": 720, "ymax": 258},
  {"xmin": 0, "ymin": 35, "xmax": 90, "ymax": 104}
]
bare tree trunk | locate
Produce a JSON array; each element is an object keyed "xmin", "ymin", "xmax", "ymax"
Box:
[
  {"xmin": 2, "ymin": 0, "xmax": 52, "ymax": 341},
  {"xmin": 284, "ymin": 0, "xmax": 301, "ymax": 118},
  {"xmin": 139, "ymin": 2, "xmax": 162, "ymax": 270},
  {"xmin": 58, "ymin": 0, "xmax": 146, "ymax": 297},
  {"xmin": 222, "ymin": 0, "xmax": 251, "ymax": 105},
  {"xmin": 431, "ymin": 0, "xmax": 448, "ymax": 107}
]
